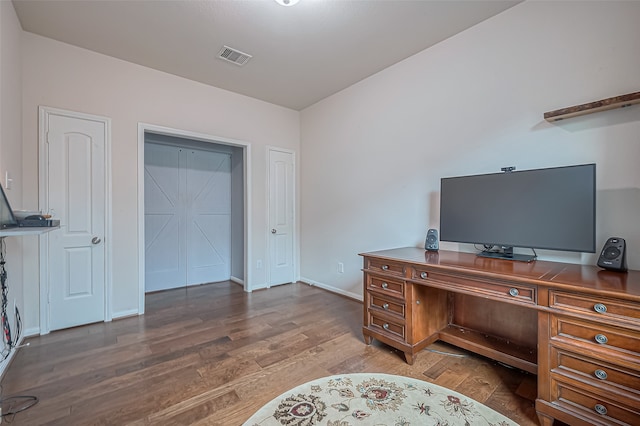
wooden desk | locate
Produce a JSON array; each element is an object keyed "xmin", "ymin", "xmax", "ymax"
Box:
[{"xmin": 360, "ymin": 248, "xmax": 640, "ymax": 426}]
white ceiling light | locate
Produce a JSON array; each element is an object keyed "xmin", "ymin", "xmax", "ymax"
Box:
[{"xmin": 274, "ymin": 0, "xmax": 300, "ymax": 6}]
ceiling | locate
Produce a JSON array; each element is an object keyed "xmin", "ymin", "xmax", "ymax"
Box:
[{"xmin": 12, "ymin": 0, "xmax": 521, "ymax": 111}]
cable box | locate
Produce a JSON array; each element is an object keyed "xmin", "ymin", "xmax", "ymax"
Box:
[{"xmin": 18, "ymin": 219, "xmax": 60, "ymax": 228}]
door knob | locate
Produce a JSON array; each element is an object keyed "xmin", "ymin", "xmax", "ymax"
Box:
[
  {"xmin": 271, "ymin": 229, "xmax": 277, "ymax": 234},
  {"xmin": 91, "ymin": 237, "xmax": 101, "ymax": 244}
]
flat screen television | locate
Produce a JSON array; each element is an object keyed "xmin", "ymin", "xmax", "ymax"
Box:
[{"xmin": 439, "ymin": 163, "xmax": 596, "ymax": 262}]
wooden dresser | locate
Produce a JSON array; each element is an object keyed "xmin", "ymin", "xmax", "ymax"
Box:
[{"xmin": 360, "ymin": 248, "xmax": 640, "ymax": 426}]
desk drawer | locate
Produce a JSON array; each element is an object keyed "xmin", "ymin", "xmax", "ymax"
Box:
[
  {"xmin": 369, "ymin": 313, "xmax": 405, "ymax": 340},
  {"xmin": 551, "ymin": 347, "xmax": 640, "ymax": 396},
  {"xmin": 367, "ymin": 258, "xmax": 405, "ymax": 277},
  {"xmin": 549, "ymin": 290, "xmax": 640, "ymax": 326},
  {"xmin": 411, "ymin": 269, "xmax": 536, "ymax": 305},
  {"xmin": 551, "ymin": 379, "xmax": 640, "ymax": 425},
  {"xmin": 370, "ymin": 294, "xmax": 405, "ymax": 318},
  {"xmin": 366, "ymin": 275, "xmax": 405, "ymax": 298},
  {"xmin": 551, "ymin": 316, "xmax": 640, "ymax": 360}
]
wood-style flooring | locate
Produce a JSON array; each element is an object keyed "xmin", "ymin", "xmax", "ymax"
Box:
[{"xmin": 1, "ymin": 282, "xmax": 540, "ymax": 425}]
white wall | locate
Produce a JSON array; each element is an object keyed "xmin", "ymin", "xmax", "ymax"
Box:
[
  {"xmin": 0, "ymin": 0, "xmax": 25, "ymax": 374},
  {"xmin": 300, "ymin": 1, "xmax": 640, "ymax": 299},
  {"xmin": 20, "ymin": 32, "xmax": 300, "ymax": 331}
]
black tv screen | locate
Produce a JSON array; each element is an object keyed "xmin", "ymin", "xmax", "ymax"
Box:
[{"xmin": 439, "ymin": 164, "xmax": 596, "ymax": 260}]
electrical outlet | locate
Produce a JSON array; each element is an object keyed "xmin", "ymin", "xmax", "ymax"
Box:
[{"xmin": 337, "ymin": 262, "xmax": 344, "ymax": 273}]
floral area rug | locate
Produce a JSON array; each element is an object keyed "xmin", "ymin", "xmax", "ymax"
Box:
[{"xmin": 243, "ymin": 373, "xmax": 518, "ymax": 425}]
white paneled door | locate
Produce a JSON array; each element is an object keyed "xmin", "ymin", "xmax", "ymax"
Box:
[
  {"xmin": 268, "ymin": 148, "xmax": 295, "ymax": 286},
  {"xmin": 145, "ymin": 144, "xmax": 231, "ymax": 292},
  {"xmin": 44, "ymin": 110, "xmax": 107, "ymax": 331}
]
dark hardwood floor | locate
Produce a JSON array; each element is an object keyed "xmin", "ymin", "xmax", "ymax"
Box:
[{"xmin": 1, "ymin": 282, "xmax": 539, "ymax": 425}]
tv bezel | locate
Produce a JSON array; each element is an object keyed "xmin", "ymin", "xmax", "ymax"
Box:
[{"xmin": 439, "ymin": 163, "xmax": 596, "ymax": 261}]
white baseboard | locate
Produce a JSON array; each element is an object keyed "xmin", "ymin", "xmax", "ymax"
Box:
[
  {"xmin": 299, "ymin": 277, "xmax": 363, "ymax": 302},
  {"xmin": 250, "ymin": 282, "xmax": 291, "ymax": 292},
  {"xmin": 230, "ymin": 276, "xmax": 244, "ymax": 285},
  {"xmin": 112, "ymin": 309, "xmax": 140, "ymax": 320},
  {"xmin": 23, "ymin": 326, "xmax": 40, "ymax": 337},
  {"xmin": 0, "ymin": 334, "xmax": 25, "ymax": 379}
]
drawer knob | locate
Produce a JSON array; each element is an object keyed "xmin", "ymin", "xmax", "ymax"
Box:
[
  {"xmin": 594, "ymin": 404, "xmax": 607, "ymax": 415},
  {"xmin": 382, "ymin": 303, "xmax": 389, "ymax": 310},
  {"xmin": 420, "ymin": 272, "xmax": 427, "ymax": 279},
  {"xmin": 381, "ymin": 265, "xmax": 389, "ymax": 270},
  {"xmin": 381, "ymin": 282, "xmax": 388, "ymax": 289},
  {"xmin": 508, "ymin": 288, "xmax": 519, "ymax": 297},
  {"xmin": 594, "ymin": 303, "xmax": 607, "ymax": 313},
  {"xmin": 594, "ymin": 369, "xmax": 608, "ymax": 380},
  {"xmin": 383, "ymin": 323, "xmax": 389, "ymax": 330},
  {"xmin": 595, "ymin": 334, "xmax": 608, "ymax": 345}
]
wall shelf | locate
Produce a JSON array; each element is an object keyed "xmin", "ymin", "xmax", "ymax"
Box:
[
  {"xmin": 543, "ymin": 91, "xmax": 640, "ymax": 122},
  {"xmin": 0, "ymin": 226, "xmax": 59, "ymax": 237}
]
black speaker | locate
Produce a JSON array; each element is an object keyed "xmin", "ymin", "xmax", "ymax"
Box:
[
  {"xmin": 425, "ymin": 229, "xmax": 439, "ymax": 251},
  {"xmin": 597, "ymin": 237, "xmax": 627, "ymax": 272}
]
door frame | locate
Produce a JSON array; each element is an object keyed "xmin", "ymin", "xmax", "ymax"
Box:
[
  {"xmin": 38, "ymin": 106, "xmax": 113, "ymax": 335},
  {"xmin": 266, "ymin": 146, "xmax": 297, "ymax": 287},
  {"xmin": 137, "ymin": 123, "xmax": 252, "ymax": 314}
]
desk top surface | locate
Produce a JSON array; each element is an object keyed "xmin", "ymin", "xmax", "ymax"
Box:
[{"xmin": 360, "ymin": 247, "xmax": 640, "ymax": 300}]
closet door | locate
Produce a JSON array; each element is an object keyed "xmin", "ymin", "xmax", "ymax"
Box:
[
  {"xmin": 144, "ymin": 144, "xmax": 186, "ymax": 292},
  {"xmin": 185, "ymin": 149, "xmax": 231, "ymax": 285},
  {"xmin": 145, "ymin": 144, "xmax": 231, "ymax": 292}
]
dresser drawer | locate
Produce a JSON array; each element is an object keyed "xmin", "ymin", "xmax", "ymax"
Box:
[
  {"xmin": 369, "ymin": 294, "xmax": 405, "ymax": 318},
  {"xmin": 550, "ymin": 290, "xmax": 640, "ymax": 326},
  {"xmin": 551, "ymin": 316, "xmax": 640, "ymax": 360},
  {"xmin": 366, "ymin": 275, "xmax": 405, "ymax": 298},
  {"xmin": 551, "ymin": 347, "xmax": 640, "ymax": 396},
  {"xmin": 551, "ymin": 379, "xmax": 640, "ymax": 425},
  {"xmin": 369, "ymin": 313, "xmax": 405, "ymax": 340},
  {"xmin": 367, "ymin": 258, "xmax": 405, "ymax": 277},
  {"xmin": 411, "ymin": 269, "xmax": 536, "ymax": 305}
]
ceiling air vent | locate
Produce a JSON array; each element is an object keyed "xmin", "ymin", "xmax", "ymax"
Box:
[{"xmin": 218, "ymin": 45, "xmax": 252, "ymax": 66}]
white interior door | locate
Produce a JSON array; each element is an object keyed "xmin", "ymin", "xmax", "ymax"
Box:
[
  {"xmin": 268, "ymin": 149, "xmax": 295, "ymax": 286},
  {"xmin": 45, "ymin": 111, "xmax": 107, "ymax": 331},
  {"xmin": 145, "ymin": 143, "xmax": 231, "ymax": 291}
]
